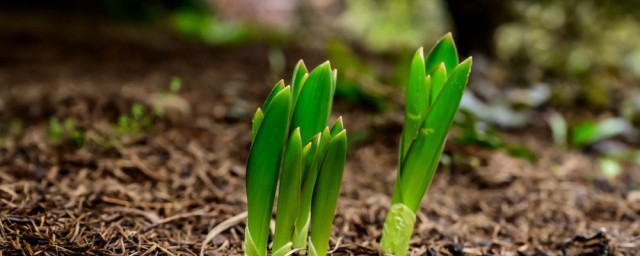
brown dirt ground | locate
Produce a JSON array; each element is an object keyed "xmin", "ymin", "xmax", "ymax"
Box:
[{"xmin": 0, "ymin": 29, "xmax": 639, "ymax": 256}]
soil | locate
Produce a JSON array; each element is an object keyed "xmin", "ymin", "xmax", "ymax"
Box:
[{"xmin": 0, "ymin": 25, "xmax": 639, "ymax": 256}]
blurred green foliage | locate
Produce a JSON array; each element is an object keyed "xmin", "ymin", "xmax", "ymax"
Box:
[
  {"xmin": 454, "ymin": 110, "xmax": 536, "ymax": 161},
  {"xmin": 548, "ymin": 112, "xmax": 639, "ymax": 175},
  {"xmin": 495, "ymin": 0, "xmax": 640, "ymax": 84},
  {"xmin": 339, "ymin": 0, "xmax": 447, "ymax": 51},
  {"xmin": 117, "ymin": 103, "xmax": 154, "ymax": 136},
  {"xmin": 600, "ymin": 157, "xmax": 622, "ymax": 179},
  {"xmin": 570, "ymin": 118, "xmax": 633, "ymax": 148},
  {"xmin": 48, "ymin": 117, "xmax": 84, "ymax": 148},
  {"xmin": 0, "ymin": 119, "xmax": 23, "ymax": 146},
  {"xmin": 170, "ymin": 76, "xmax": 182, "ymax": 94},
  {"xmin": 327, "ymin": 40, "xmax": 393, "ymax": 110},
  {"xmin": 171, "ymin": 7, "xmax": 257, "ymax": 44},
  {"xmin": 3, "ymin": 0, "xmax": 639, "ymax": 165}
]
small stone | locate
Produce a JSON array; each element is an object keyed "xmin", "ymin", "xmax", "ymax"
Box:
[
  {"xmin": 146, "ymin": 94, "xmax": 191, "ymax": 124},
  {"xmin": 627, "ymin": 191, "xmax": 640, "ymax": 211}
]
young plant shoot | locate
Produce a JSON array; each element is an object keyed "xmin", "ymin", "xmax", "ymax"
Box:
[
  {"xmin": 245, "ymin": 61, "xmax": 347, "ymax": 256},
  {"xmin": 380, "ymin": 33, "xmax": 472, "ymax": 255}
]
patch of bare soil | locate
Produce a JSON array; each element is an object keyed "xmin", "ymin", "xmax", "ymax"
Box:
[{"xmin": 0, "ymin": 33, "xmax": 639, "ymax": 256}]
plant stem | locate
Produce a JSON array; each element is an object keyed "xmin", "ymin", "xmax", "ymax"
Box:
[
  {"xmin": 380, "ymin": 203, "xmax": 416, "ymax": 256},
  {"xmin": 244, "ymin": 226, "xmax": 262, "ymax": 256},
  {"xmin": 292, "ymin": 214, "xmax": 310, "ymax": 253}
]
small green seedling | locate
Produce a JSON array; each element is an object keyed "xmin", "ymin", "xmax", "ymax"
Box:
[
  {"xmin": 117, "ymin": 103, "xmax": 153, "ymax": 136},
  {"xmin": 48, "ymin": 117, "xmax": 84, "ymax": 148},
  {"xmin": 380, "ymin": 34, "xmax": 472, "ymax": 255},
  {"xmin": 245, "ymin": 61, "xmax": 347, "ymax": 256},
  {"xmin": 170, "ymin": 76, "xmax": 182, "ymax": 94},
  {"xmin": 570, "ymin": 118, "xmax": 632, "ymax": 148}
]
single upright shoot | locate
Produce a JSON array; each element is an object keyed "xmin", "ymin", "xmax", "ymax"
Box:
[{"xmin": 381, "ymin": 33, "xmax": 472, "ymax": 256}]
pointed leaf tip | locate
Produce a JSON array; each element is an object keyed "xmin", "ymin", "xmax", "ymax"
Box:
[
  {"xmin": 292, "ymin": 60, "xmax": 309, "ymax": 103},
  {"xmin": 400, "ymin": 48, "xmax": 428, "ymax": 161},
  {"xmin": 263, "ymin": 82, "xmax": 286, "ymax": 112},
  {"xmin": 296, "ymin": 59, "xmax": 307, "ymax": 69},
  {"xmin": 462, "ymin": 56, "xmax": 473, "ymax": 64},
  {"xmin": 246, "ymin": 85, "xmax": 291, "ymax": 255},
  {"xmin": 425, "ymin": 34, "xmax": 459, "ymax": 76},
  {"xmin": 335, "ymin": 116, "xmax": 343, "ymax": 123},
  {"xmin": 457, "ymin": 57, "xmax": 473, "ymax": 76},
  {"xmin": 330, "ymin": 117, "xmax": 344, "ymax": 137},
  {"xmin": 429, "ymin": 63, "xmax": 447, "ymax": 106},
  {"xmin": 272, "ymin": 125, "xmax": 303, "ymax": 251},
  {"xmin": 416, "ymin": 47, "xmax": 424, "ymax": 58},
  {"xmin": 291, "ymin": 62, "xmax": 334, "ymax": 142},
  {"xmin": 312, "ymin": 61, "xmax": 332, "ymax": 74},
  {"xmin": 251, "ymin": 108, "xmax": 264, "ymax": 144}
]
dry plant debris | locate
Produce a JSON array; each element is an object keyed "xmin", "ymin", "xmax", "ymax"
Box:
[{"xmin": 0, "ymin": 36, "xmax": 638, "ymax": 256}]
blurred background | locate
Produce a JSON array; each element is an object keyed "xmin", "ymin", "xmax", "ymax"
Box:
[{"xmin": 1, "ymin": 0, "xmax": 639, "ymax": 172}]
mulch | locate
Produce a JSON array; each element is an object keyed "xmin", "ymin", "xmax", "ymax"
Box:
[{"xmin": 0, "ymin": 29, "xmax": 638, "ymax": 256}]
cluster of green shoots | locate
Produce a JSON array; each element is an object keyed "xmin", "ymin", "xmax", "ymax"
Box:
[
  {"xmin": 243, "ymin": 34, "xmax": 470, "ymax": 256},
  {"xmin": 380, "ymin": 33, "xmax": 472, "ymax": 255},
  {"xmin": 245, "ymin": 61, "xmax": 347, "ymax": 256}
]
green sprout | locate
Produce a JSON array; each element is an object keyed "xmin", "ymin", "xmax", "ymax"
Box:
[
  {"xmin": 380, "ymin": 34, "xmax": 472, "ymax": 255},
  {"xmin": 245, "ymin": 61, "xmax": 347, "ymax": 256},
  {"xmin": 170, "ymin": 76, "xmax": 182, "ymax": 94},
  {"xmin": 48, "ymin": 117, "xmax": 84, "ymax": 148},
  {"xmin": 117, "ymin": 103, "xmax": 153, "ymax": 136}
]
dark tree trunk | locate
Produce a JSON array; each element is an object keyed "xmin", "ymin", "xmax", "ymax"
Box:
[{"xmin": 444, "ymin": 0, "xmax": 514, "ymax": 58}]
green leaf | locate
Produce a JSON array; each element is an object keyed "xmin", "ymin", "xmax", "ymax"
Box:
[
  {"xmin": 245, "ymin": 87, "xmax": 292, "ymax": 256},
  {"xmin": 301, "ymin": 133, "xmax": 321, "ymax": 184},
  {"xmin": 251, "ymin": 108, "xmax": 264, "ymax": 144},
  {"xmin": 302, "ymin": 142, "xmax": 313, "ymax": 165},
  {"xmin": 271, "ymin": 241, "xmax": 293, "ymax": 256},
  {"xmin": 292, "ymin": 133, "xmax": 321, "ymax": 249},
  {"xmin": 330, "ymin": 117, "xmax": 344, "ymax": 137},
  {"xmin": 244, "ymin": 227, "xmax": 260, "ymax": 256},
  {"xmin": 400, "ymin": 48, "xmax": 428, "ymax": 163},
  {"xmin": 299, "ymin": 140, "xmax": 313, "ymax": 196},
  {"xmin": 400, "ymin": 58, "xmax": 472, "ymax": 212},
  {"xmin": 315, "ymin": 128, "xmax": 333, "ymax": 179},
  {"xmin": 292, "ymin": 203, "xmax": 311, "ymax": 250},
  {"xmin": 272, "ymin": 128, "xmax": 303, "ymax": 251},
  {"xmin": 309, "ymin": 130, "xmax": 347, "ymax": 256},
  {"xmin": 429, "ymin": 63, "xmax": 447, "ymax": 106},
  {"xmin": 390, "ymin": 169, "xmax": 404, "ymax": 205},
  {"xmin": 291, "ymin": 60, "xmax": 308, "ymax": 103},
  {"xmin": 308, "ymin": 241, "xmax": 318, "ymax": 256},
  {"xmin": 424, "ymin": 33, "xmax": 459, "ymax": 77},
  {"xmin": 393, "ymin": 49, "xmax": 429, "ymax": 205},
  {"xmin": 291, "ymin": 62, "xmax": 334, "ymax": 142},
  {"xmin": 570, "ymin": 118, "xmax": 631, "ymax": 147},
  {"xmin": 331, "ymin": 69, "xmax": 338, "ymax": 100},
  {"xmin": 293, "ymin": 127, "xmax": 331, "ymax": 249},
  {"xmin": 263, "ymin": 81, "xmax": 286, "ymax": 112}
]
